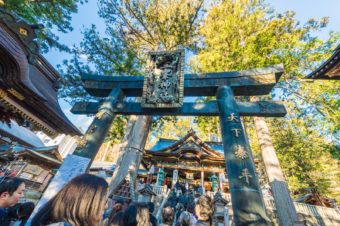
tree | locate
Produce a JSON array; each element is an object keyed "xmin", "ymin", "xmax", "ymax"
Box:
[
  {"xmin": 195, "ymin": 0, "xmax": 340, "ymax": 201},
  {"xmin": 268, "ymin": 117, "xmax": 339, "ymax": 201},
  {"xmin": 1, "ymin": 0, "xmax": 87, "ymax": 52},
  {"xmin": 61, "ymin": 0, "xmax": 205, "ymax": 193},
  {"xmin": 58, "ymin": 0, "xmax": 205, "ymax": 102}
]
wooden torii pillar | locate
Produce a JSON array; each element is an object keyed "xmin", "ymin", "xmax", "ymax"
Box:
[{"xmin": 70, "ymin": 49, "xmax": 291, "ymax": 225}]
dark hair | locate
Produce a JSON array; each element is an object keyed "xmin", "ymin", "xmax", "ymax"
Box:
[
  {"xmin": 122, "ymin": 203, "xmax": 150, "ymax": 226},
  {"xmin": 108, "ymin": 203, "xmax": 123, "ymax": 225},
  {"xmin": 187, "ymin": 202, "xmax": 195, "ymax": 214},
  {"xmin": 109, "ymin": 211, "xmax": 123, "ymax": 226},
  {"xmin": 162, "ymin": 206, "xmax": 174, "ymax": 225},
  {"xmin": 31, "ymin": 174, "xmax": 108, "ymax": 226},
  {"xmin": 0, "ymin": 177, "xmax": 24, "ymax": 196},
  {"xmin": 122, "ymin": 204, "xmax": 137, "ymax": 226},
  {"xmin": 147, "ymin": 201, "xmax": 155, "ymax": 213},
  {"xmin": 8, "ymin": 202, "xmax": 35, "ymax": 219}
]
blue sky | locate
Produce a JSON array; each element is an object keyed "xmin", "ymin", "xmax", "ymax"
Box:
[{"xmin": 43, "ymin": 0, "xmax": 340, "ymax": 132}]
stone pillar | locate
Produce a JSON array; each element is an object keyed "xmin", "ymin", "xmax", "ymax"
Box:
[
  {"xmin": 216, "ymin": 86, "xmax": 271, "ymax": 226},
  {"xmin": 254, "ymin": 117, "xmax": 298, "ymax": 226},
  {"xmin": 74, "ymin": 88, "xmax": 122, "ymax": 166},
  {"xmin": 109, "ymin": 115, "xmax": 151, "ymax": 195}
]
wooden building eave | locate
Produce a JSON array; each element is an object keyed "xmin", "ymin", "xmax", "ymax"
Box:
[
  {"xmin": 0, "ymin": 9, "xmax": 81, "ymax": 136},
  {"xmin": 0, "ymin": 145, "xmax": 62, "ymax": 168},
  {"xmin": 145, "ymin": 129, "xmax": 224, "ymax": 158},
  {"xmin": 306, "ymin": 44, "xmax": 340, "ymax": 80}
]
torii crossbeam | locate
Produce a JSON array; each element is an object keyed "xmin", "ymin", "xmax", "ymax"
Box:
[{"xmin": 72, "ymin": 50, "xmax": 285, "ymax": 225}]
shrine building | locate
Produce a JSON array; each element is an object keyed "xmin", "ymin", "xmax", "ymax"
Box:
[{"xmin": 142, "ymin": 129, "xmax": 229, "ymax": 192}]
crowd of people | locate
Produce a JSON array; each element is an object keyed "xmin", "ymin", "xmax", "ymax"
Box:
[{"xmin": 0, "ymin": 174, "xmax": 215, "ymax": 226}]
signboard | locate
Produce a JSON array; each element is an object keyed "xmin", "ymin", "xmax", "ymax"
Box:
[
  {"xmin": 141, "ymin": 49, "xmax": 185, "ymax": 108},
  {"xmin": 186, "ymin": 172, "xmax": 194, "ymax": 180},
  {"xmin": 26, "ymin": 155, "xmax": 90, "ymax": 225},
  {"xmin": 23, "ymin": 164, "xmax": 43, "ymax": 175},
  {"xmin": 172, "ymin": 169, "xmax": 178, "ymax": 188}
]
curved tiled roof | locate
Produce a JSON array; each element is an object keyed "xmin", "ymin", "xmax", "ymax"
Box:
[
  {"xmin": 0, "ymin": 9, "xmax": 81, "ymax": 136},
  {"xmin": 306, "ymin": 44, "xmax": 340, "ymax": 80}
]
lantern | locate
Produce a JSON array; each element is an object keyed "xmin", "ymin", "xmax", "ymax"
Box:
[
  {"xmin": 213, "ymin": 192, "xmax": 229, "ymax": 220},
  {"xmin": 137, "ymin": 184, "xmax": 157, "ymax": 202}
]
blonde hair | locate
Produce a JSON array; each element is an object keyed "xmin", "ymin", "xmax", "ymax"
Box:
[
  {"xmin": 197, "ymin": 195, "xmax": 214, "ymax": 221},
  {"xmin": 136, "ymin": 203, "xmax": 150, "ymax": 226},
  {"xmin": 32, "ymin": 174, "xmax": 108, "ymax": 226}
]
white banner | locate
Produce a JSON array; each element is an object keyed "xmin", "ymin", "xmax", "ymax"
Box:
[{"xmin": 25, "ymin": 154, "xmax": 91, "ymax": 225}]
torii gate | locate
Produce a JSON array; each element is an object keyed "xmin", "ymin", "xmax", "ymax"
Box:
[
  {"xmin": 28, "ymin": 50, "xmax": 292, "ymax": 225},
  {"xmin": 69, "ymin": 50, "xmax": 289, "ymax": 225}
]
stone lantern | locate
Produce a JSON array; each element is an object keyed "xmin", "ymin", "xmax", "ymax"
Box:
[
  {"xmin": 137, "ymin": 184, "xmax": 157, "ymax": 202},
  {"xmin": 213, "ymin": 192, "xmax": 229, "ymax": 224}
]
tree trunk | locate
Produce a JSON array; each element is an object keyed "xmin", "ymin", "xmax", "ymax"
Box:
[
  {"xmin": 108, "ymin": 115, "xmax": 152, "ymax": 195},
  {"xmin": 254, "ymin": 116, "xmax": 298, "ymax": 226}
]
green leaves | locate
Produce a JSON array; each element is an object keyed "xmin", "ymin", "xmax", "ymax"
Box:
[
  {"xmin": 3, "ymin": 0, "xmax": 87, "ymax": 52},
  {"xmin": 194, "ymin": 0, "xmax": 340, "ymax": 202}
]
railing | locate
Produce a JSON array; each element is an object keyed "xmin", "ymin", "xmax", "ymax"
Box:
[
  {"xmin": 294, "ymin": 202, "xmax": 340, "ymax": 222},
  {"xmin": 137, "ymin": 184, "xmax": 168, "ymax": 196},
  {"xmin": 206, "ymin": 191, "xmax": 340, "ymax": 224}
]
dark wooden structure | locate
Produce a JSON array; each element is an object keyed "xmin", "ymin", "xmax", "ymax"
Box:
[
  {"xmin": 143, "ymin": 129, "xmax": 225, "ymax": 171},
  {"xmin": 306, "ymin": 44, "xmax": 340, "ymax": 80},
  {"xmin": 0, "ymin": 9, "xmax": 80, "ymax": 137},
  {"xmin": 71, "ymin": 50, "xmax": 288, "ymax": 225},
  {"xmin": 0, "ymin": 144, "xmax": 62, "ymax": 203},
  {"xmin": 142, "ymin": 130, "xmax": 230, "ymax": 192}
]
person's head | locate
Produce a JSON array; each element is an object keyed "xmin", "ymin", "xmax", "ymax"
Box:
[
  {"xmin": 136, "ymin": 202, "xmax": 150, "ymax": 226},
  {"xmin": 32, "ymin": 173, "xmax": 108, "ymax": 226},
  {"xmin": 147, "ymin": 201, "xmax": 155, "ymax": 214},
  {"xmin": 108, "ymin": 211, "xmax": 123, "ymax": 226},
  {"xmin": 162, "ymin": 206, "xmax": 174, "ymax": 225},
  {"xmin": 8, "ymin": 201, "xmax": 35, "ymax": 220},
  {"xmin": 122, "ymin": 204, "xmax": 137, "ymax": 226},
  {"xmin": 108, "ymin": 203, "xmax": 123, "ymax": 225},
  {"xmin": 0, "ymin": 177, "xmax": 25, "ymax": 208},
  {"xmin": 122, "ymin": 203, "xmax": 150, "ymax": 226},
  {"xmin": 179, "ymin": 211, "xmax": 191, "ymax": 226},
  {"xmin": 187, "ymin": 203, "xmax": 195, "ymax": 214},
  {"xmin": 195, "ymin": 195, "xmax": 214, "ymax": 221}
]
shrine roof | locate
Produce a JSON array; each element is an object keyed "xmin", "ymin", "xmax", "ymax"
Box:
[
  {"xmin": 145, "ymin": 129, "xmax": 225, "ymax": 162},
  {"xmin": 0, "ymin": 144, "xmax": 62, "ymax": 167},
  {"xmin": 0, "ymin": 10, "xmax": 81, "ymax": 136},
  {"xmin": 149, "ymin": 139, "xmax": 177, "ymax": 151},
  {"xmin": 0, "ymin": 120, "xmax": 44, "ymax": 147},
  {"xmin": 149, "ymin": 135, "xmax": 223, "ymax": 153},
  {"xmin": 306, "ymin": 44, "xmax": 340, "ymax": 80}
]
